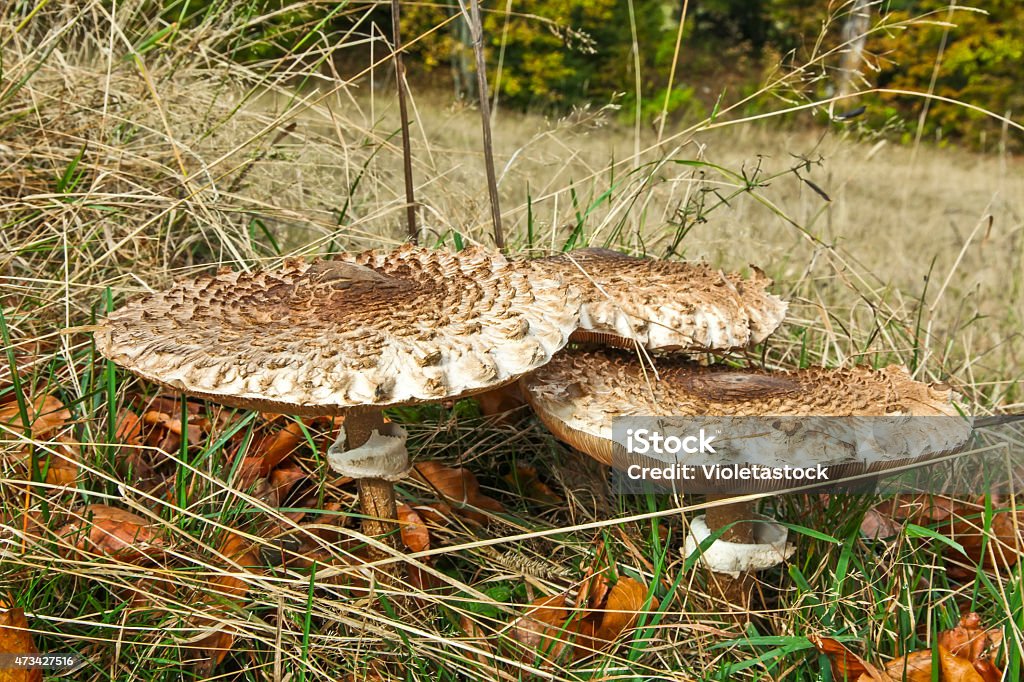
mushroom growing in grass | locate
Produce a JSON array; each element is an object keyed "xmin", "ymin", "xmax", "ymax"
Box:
[
  {"xmin": 96, "ymin": 245, "xmax": 581, "ymax": 544},
  {"xmin": 529, "ymin": 248, "xmax": 788, "ymax": 351},
  {"xmin": 521, "ymin": 347, "xmax": 972, "ymax": 604}
]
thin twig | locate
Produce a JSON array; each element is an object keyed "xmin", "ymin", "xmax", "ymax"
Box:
[
  {"xmin": 462, "ymin": 0, "xmax": 505, "ymax": 252},
  {"xmin": 392, "ymin": 0, "xmax": 418, "ymax": 244}
]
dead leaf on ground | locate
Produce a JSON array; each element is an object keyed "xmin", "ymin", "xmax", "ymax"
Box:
[
  {"xmin": 396, "ymin": 504, "xmax": 441, "ymax": 591},
  {"xmin": 811, "ymin": 636, "xmax": 872, "ymax": 680},
  {"xmin": 509, "ymin": 574, "xmax": 655, "ymax": 664},
  {"xmin": 56, "ymin": 505, "xmax": 165, "ymax": 564},
  {"xmin": 0, "ymin": 607, "xmax": 42, "ymax": 682},
  {"xmin": 414, "ymin": 460, "xmax": 504, "ymax": 524},
  {"xmin": 237, "ymin": 419, "xmax": 307, "ymax": 487},
  {"xmin": 44, "ymin": 436, "xmax": 79, "ymax": 486},
  {"xmin": 0, "ymin": 394, "xmax": 70, "ymax": 438},
  {"xmin": 583, "ymin": 576, "xmax": 652, "ymax": 648},
  {"xmin": 509, "ymin": 594, "xmax": 573, "ymax": 662},
  {"xmin": 861, "ymin": 494, "xmax": 960, "ymax": 539},
  {"xmin": 397, "ymin": 504, "xmax": 430, "ymax": 553},
  {"xmin": 503, "ymin": 464, "xmax": 563, "ymax": 507},
  {"xmin": 251, "ymin": 464, "xmax": 306, "ymax": 509},
  {"xmin": 938, "ymin": 612, "xmax": 1003, "ymax": 665},
  {"xmin": 188, "ymin": 531, "xmax": 262, "ymax": 674},
  {"xmin": 882, "ymin": 649, "xmax": 934, "ymax": 682},
  {"xmin": 948, "ymin": 496, "xmax": 1024, "ymax": 576},
  {"xmin": 970, "ymin": 659, "xmax": 1003, "ymax": 682},
  {"xmin": 142, "ymin": 410, "xmax": 205, "ymax": 453},
  {"xmin": 115, "ymin": 409, "xmax": 144, "ymax": 446},
  {"xmin": 475, "ymin": 384, "xmax": 527, "ymax": 424},
  {"xmin": 112, "ymin": 409, "xmax": 157, "ymax": 483},
  {"xmin": 862, "ymin": 495, "xmax": 1024, "ymax": 576},
  {"xmin": 816, "ymin": 612, "xmax": 1004, "ymax": 682},
  {"xmin": 11, "ymin": 435, "xmax": 79, "ymax": 487},
  {"xmin": 459, "ymin": 614, "xmax": 496, "ymax": 667},
  {"xmin": 938, "ymin": 645, "xmax": 986, "ymax": 682}
]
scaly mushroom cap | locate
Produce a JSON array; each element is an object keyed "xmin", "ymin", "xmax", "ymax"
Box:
[
  {"xmin": 96, "ymin": 245, "xmax": 581, "ymax": 415},
  {"xmin": 522, "ymin": 348, "xmax": 971, "ymax": 476},
  {"xmin": 529, "ymin": 248, "xmax": 787, "ymax": 351}
]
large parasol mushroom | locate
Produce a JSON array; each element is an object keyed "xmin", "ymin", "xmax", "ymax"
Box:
[
  {"xmin": 521, "ymin": 348, "xmax": 973, "ymax": 602},
  {"xmin": 529, "ymin": 248, "xmax": 788, "ymax": 351},
  {"xmin": 96, "ymin": 244, "xmax": 581, "ymax": 544}
]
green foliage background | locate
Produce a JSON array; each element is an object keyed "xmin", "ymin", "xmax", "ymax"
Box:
[
  {"xmin": 160, "ymin": 0, "xmax": 1021, "ymax": 151},
  {"xmin": 874, "ymin": 0, "xmax": 1024, "ymax": 148}
]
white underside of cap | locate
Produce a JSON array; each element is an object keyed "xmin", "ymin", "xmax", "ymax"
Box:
[
  {"xmin": 327, "ymin": 422, "xmax": 410, "ymax": 481},
  {"xmin": 683, "ymin": 514, "xmax": 795, "ymax": 578}
]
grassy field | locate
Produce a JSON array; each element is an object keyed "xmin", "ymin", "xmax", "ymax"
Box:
[{"xmin": 1, "ymin": 5, "xmax": 1022, "ymax": 681}]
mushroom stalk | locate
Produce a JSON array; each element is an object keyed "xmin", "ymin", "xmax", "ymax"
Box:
[
  {"xmin": 705, "ymin": 495, "xmax": 755, "ymax": 544},
  {"xmin": 343, "ymin": 407, "xmax": 399, "ymax": 544},
  {"xmin": 703, "ymin": 495, "xmax": 757, "ymax": 610}
]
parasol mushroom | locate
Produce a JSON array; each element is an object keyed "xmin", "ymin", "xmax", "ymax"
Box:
[
  {"xmin": 528, "ymin": 248, "xmax": 788, "ymax": 351},
  {"xmin": 96, "ymin": 244, "xmax": 581, "ymax": 544},
  {"xmin": 521, "ymin": 347, "xmax": 972, "ymax": 603}
]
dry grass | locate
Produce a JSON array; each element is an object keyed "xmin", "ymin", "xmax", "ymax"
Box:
[{"xmin": 1, "ymin": 2, "xmax": 1022, "ymax": 680}]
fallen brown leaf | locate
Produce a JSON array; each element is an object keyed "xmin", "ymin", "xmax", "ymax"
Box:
[
  {"xmin": 414, "ymin": 460, "xmax": 504, "ymax": 524},
  {"xmin": 0, "ymin": 607, "xmax": 42, "ymax": 682},
  {"xmin": 811, "ymin": 636, "xmax": 869, "ymax": 680},
  {"xmin": 475, "ymin": 384, "xmax": 527, "ymax": 423},
  {"xmin": 238, "ymin": 420, "xmax": 307, "ymax": 487},
  {"xmin": 251, "ymin": 464, "xmax": 307, "ymax": 508},
  {"xmin": 115, "ymin": 409, "xmax": 144, "ymax": 445},
  {"xmin": 587, "ymin": 576, "xmax": 651, "ymax": 645},
  {"xmin": 863, "ymin": 495, "xmax": 1024, "ymax": 576},
  {"xmin": 396, "ymin": 504, "xmax": 441, "ymax": 591},
  {"xmin": 56, "ymin": 505, "xmax": 165, "ymax": 564},
  {"xmin": 12, "ymin": 435, "xmax": 79, "ymax": 487},
  {"xmin": 142, "ymin": 410, "xmax": 204, "ymax": 453},
  {"xmin": 883, "ymin": 649, "xmax": 933, "ymax": 682},
  {"xmin": 573, "ymin": 576, "xmax": 655, "ymax": 660},
  {"xmin": 460, "ymin": 615, "xmax": 496, "ymax": 667},
  {"xmin": 948, "ymin": 496, "xmax": 1024, "ymax": 575},
  {"xmin": 577, "ymin": 569, "xmax": 610, "ymax": 615},
  {"xmin": 971, "ymin": 659, "xmax": 1002, "ymax": 682},
  {"xmin": 861, "ymin": 494, "xmax": 960, "ymax": 539},
  {"xmin": 508, "ymin": 575, "xmax": 655, "ymax": 665},
  {"xmin": 510, "ymin": 594, "xmax": 573, "ymax": 662},
  {"xmin": 189, "ymin": 531, "xmax": 262, "ymax": 674},
  {"xmin": 938, "ymin": 645, "xmax": 985, "ymax": 681},
  {"xmin": 938, "ymin": 612, "xmax": 1002, "ymax": 664},
  {"xmin": 0, "ymin": 394, "xmax": 69, "ymax": 438},
  {"xmin": 397, "ymin": 504, "xmax": 430, "ymax": 553},
  {"xmin": 45, "ymin": 436, "xmax": 80, "ymax": 486},
  {"xmin": 503, "ymin": 464, "xmax": 563, "ymax": 506}
]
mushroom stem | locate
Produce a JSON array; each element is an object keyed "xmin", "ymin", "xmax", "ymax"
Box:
[
  {"xmin": 344, "ymin": 407, "xmax": 398, "ymax": 545},
  {"xmin": 703, "ymin": 496, "xmax": 757, "ymax": 613},
  {"xmin": 705, "ymin": 495, "xmax": 756, "ymax": 544}
]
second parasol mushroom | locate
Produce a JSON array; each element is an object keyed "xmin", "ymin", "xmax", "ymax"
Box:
[
  {"xmin": 96, "ymin": 245, "xmax": 581, "ymax": 543},
  {"xmin": 522, "ymin": 348, "xmax": 973, "ymax": 601}
]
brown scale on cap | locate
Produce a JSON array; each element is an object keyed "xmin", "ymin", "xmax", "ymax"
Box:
[
  {"xmin": 96, "ymin": 245, "xmax": 581, "ymax": 415},
  {"xmin": 529, "ymin": 248, "xmax": 788, "ymax": 351},
  {"xmin": 522, "ymin": 348, "xmax": 969, "ymax": 468}
]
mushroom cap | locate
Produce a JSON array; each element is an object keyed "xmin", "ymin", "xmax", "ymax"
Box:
[
  {"xmin": 528, "ymin": 248, "xmax": 787, "ymax": 351},
  {"xmin": 521, "ymin": 348, "xmax": 972, "ymax": 485},
  {"xmin": 96, "ymin": 245, "xmax": 581, "ymax": 415}
]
